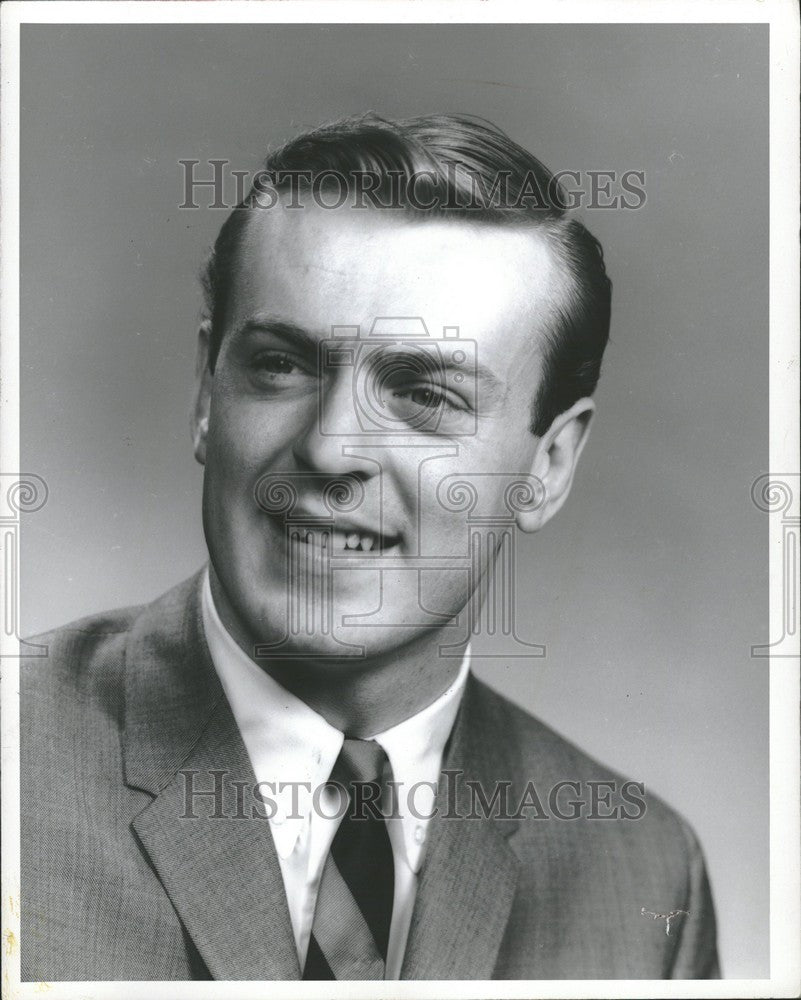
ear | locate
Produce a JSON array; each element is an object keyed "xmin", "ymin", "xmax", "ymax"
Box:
[
  {"xmin": 191, "ymin": 319, "xmax": 213, "ymax": 465},
  {"xmin": 515, "ymin": 397, "xmax": 596, "ymax": 533}
]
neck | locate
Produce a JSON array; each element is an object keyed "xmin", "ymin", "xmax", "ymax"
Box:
[
  {"xmin": 261, "ymin": 638, "xmax": 465, "ymax": 736},
  {"xmin": 208, "ymin": 571, "xmax": 466, "ymax": 736}
]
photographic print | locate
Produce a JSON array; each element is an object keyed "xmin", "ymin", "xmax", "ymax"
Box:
[{"xmin": 1, "ymin": 3, "xmax": 798, "ymax": 998}]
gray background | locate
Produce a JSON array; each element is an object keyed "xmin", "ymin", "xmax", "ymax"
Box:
[{"xmin": 21, "ymin": 23, "xmax": 768, "ymax": 977}]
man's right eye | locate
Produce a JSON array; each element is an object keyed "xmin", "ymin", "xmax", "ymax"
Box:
[{"xmin": 253, "ymin": 352, "xmax": 305, "ymax": 377}]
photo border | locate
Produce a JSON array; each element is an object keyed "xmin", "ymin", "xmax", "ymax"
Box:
[{"xmin": 1, "ymin": 2, "xmax": 798, "ymax": 998}]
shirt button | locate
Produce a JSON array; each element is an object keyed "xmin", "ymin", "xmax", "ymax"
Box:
[{"xmin": 414, "ymin": 825, "xmax": 426, "ymax": 845}]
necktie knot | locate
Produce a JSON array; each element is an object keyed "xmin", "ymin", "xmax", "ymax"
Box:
[{"xmin": 333, "ymin": 738, "xmax": 389, "ymax": 787}]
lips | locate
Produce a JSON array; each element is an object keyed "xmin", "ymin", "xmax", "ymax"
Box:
[
  {"xmin": 266, "ymin": 515, "xmax": 401, "ymax": 555},
  {"xmin": 299, "ymin": 527, "xmax": 398, "ymax": 552}
]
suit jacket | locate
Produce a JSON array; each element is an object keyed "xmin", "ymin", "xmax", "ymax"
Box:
[{"xmin": 20, "ymin": 571, "xmax": 719, "ymax": 981}]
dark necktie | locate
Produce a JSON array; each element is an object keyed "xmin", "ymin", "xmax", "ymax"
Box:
[{"xmin": 302, "ymin": 738, "xmax": 395, "ymax": 980}]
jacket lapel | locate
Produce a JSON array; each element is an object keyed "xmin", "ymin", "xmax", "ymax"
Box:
[
  {"xmin": 123, "ymin": 572, "xmax": 300, "ymax": 980},
  {"xmin": 401, "ymin": 675, "xmax": 521, "ymax": 979}
]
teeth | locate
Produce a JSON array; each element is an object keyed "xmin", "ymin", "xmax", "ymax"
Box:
[
  {"xmin": 337, "ymin": 529, "xmax": 382, "ymax": 552},
  {"xmin": 289, "ymin": 530, "xmax": 328, "ymax": 549},
  {"xmin": 289, "ymin": 526, "xmax": 389, "ymax": 552}
]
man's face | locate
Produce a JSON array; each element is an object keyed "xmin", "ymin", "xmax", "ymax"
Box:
[{"xmin": 197, "ymin": 201, "xmax": 568, "ymax": 661}]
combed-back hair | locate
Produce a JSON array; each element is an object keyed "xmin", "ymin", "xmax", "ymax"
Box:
[{"xmin": 201, "ymin": 112, "xmax": 612, "ymax": 435}]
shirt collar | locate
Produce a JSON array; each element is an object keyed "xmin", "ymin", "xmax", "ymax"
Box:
[
  {"xmin": 370, "ymin": 656, "xmax": 469, "ymax": 871},
  {"xmin": 201, "ymin": 567, "xmax": 470, "ymax": 870}
]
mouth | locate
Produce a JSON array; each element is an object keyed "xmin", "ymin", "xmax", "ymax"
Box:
[{"xmin": 268, "ymin": 517, "xmax": 402, "ymax": 555}]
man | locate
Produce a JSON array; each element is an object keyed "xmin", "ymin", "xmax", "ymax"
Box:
[{"xmin": 21, "ymin": 113, "xmax": 719, "ymax": 981}]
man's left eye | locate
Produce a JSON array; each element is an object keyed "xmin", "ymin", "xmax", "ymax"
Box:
[{"xmin": 392, "ymin": 386, "xmax": 460, "ymax": 411}]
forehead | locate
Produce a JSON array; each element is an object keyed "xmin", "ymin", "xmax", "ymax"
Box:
[{"xmin": 230, "ymin": 203, "xmax": 566, "ymax": 368}]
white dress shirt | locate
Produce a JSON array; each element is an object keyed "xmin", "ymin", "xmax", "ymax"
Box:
[{"xmin": 201, "ymin": 569, "xmax": 470, "ymax": 979}]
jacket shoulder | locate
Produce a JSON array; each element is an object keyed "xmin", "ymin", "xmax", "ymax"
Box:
[
  {"xmin": 20, "ymin": 571, "xmax": 203, "ymax": 717},
  {"xmin": 21, "ymin": 571, "xmax": 204, "ymax": 688},
  {"xmin": 471, "ymin": 678, "xmax": 719, "ymax": 978},
  {"xmin": 22, "ymin": 601, "xmax": 145, "ymax": 692},
  {"xmin": 471, "ymin": 674, "xmax": 701, "ymax": 845},
  {"xmin": 469, "ymin": 675, "xmax": 623, "ymax": 777},
  {"xmin": 26, "ymin": 600, "xmax": 146, "ymax": 647}
]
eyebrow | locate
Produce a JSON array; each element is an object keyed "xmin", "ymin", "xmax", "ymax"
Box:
[
  {"xmin": 233, "ymin": 315, "xmax": 321, "ymax": 354},
  {"xmin": 234, "ymin": 313, "xmax": 506, "ymax": 397},
  {"xmin": 369, "ymin": 345, "xmax": 505, "ymax": 398}
]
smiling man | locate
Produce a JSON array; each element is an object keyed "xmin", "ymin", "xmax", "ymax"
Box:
[{"xmin": 21, "ymin": 114, "xmax": 719, "ymax": 982}]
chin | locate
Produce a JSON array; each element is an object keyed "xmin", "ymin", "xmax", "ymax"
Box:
[
  {"xmin": 216, "ymin": 555, "xmax": 465, "ymax": 664},
  {"xmin": 248, "ymin": 624, "xmax": 403, "ymax": 666},
  {"xmin": 241, "ymin": 595, "xmax": 441, "ymax": 665}
]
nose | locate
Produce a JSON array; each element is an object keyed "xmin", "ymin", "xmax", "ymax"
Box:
[{"xmin": 292, "ymin": 372, "xmax": 377, "ymax": 479}]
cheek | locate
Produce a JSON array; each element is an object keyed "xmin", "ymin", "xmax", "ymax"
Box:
[
  {"xmin": 413, "ymin": 437, "xmax": 537, "ymax": 554},
  {"xmin": 417, "ymin": 568, "xmax": 473, "ymax": 618},
  {"xmin": 205, "ymin": 418, "xmax": 258, "ymax": 490},
  {"xmin": 206, "ymin": 393, "xmax": 296, "ymax": 476},
  {"xmin": 418, "ymin": 433, "xmax": 535, "ymax": 498}
]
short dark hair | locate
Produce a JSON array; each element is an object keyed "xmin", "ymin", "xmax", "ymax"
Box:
[{"xmin": 201, "ymin": 112, "xmax": 612, "ymax": 435}]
